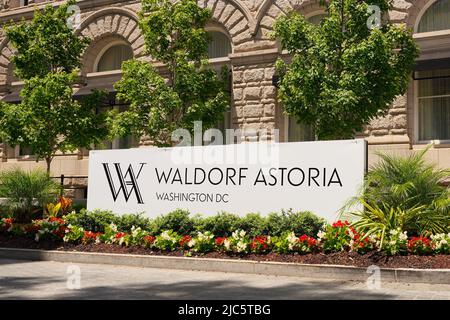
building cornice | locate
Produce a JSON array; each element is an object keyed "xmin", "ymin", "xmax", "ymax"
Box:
[{"xmin": 0, "ymin": 0, "xmax": 139, "ymax": 23}]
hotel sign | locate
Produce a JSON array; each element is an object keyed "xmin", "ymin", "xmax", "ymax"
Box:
[{"xmin": 87, "ymin": 139, "xmax": 367, "ymax": 221}]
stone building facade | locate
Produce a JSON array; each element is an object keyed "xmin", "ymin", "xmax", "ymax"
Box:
[{"xmin": 0, "ymin": 0, "xmax": 449, "ymax": 196}]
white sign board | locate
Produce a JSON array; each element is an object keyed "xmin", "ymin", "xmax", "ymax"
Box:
[{"xmin": 87, "ymin": 139, "xmax": 367, "ymax": 221}]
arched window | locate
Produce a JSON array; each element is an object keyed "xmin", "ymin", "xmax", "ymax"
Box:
[
  {"xmin": 96, "ymin": 44, "xmax": 133, "ymax": 72},
  {"xmin": 307, "ymin": 13, "xmax": 327, "ymax": 25},
  {"xmin": 207, "ymin": 31, "xmax": 232, "ymax": 59},
  {"xmin": 417, "ymin": 0, "xmax": 450, "ymax": 33}
]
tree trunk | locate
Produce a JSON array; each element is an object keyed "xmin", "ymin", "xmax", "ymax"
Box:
[{"xmin": 45, "ymin": 157, "xmax": 52, "ymax": 175}]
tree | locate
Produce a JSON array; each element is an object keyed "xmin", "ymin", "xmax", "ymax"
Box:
[
  {"xmin": 273, "ymin": 0, "xmax": 420, "ymax": 140},
  {"xmin": 113, "ymin": 0, "xmax": 229, "ymax": 147},
  {"xmin": 5, "ymin": 0, "xmax": 89, "ymax": 80},
  {"xmin": 0, "ymin": 1, "xmax": 108, "ymax": 173},
  {"xmin": 0, "ymin": 72, "xmax": 108, "ymax": 173}
]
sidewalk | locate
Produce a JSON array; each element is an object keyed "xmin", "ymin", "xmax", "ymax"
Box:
[{"xmin": 1, "ymin": 258, "xmax": 449, "ymax": 300}]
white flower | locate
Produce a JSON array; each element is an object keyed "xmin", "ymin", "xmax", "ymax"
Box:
[
  {"xmin": 109, "ymin": 223, "xmax": 118, "ymax": 232},
  {"xmin": 348, "ymin": 228, "xmax": 355, "ymax": 239},
  {"xmin": 349, "ymin": 240, "xmax": 355, "ymax": 250},
  {"xmin": 317, "ymin": 230, "xmax": 325, "ymax": 239},
  {"xmin": 131, "ymin": 226, "xmax": 143, "ymax": 238},
  {"xmin": 161, "ymin": 230, "xmax": 171, "ymax": 240},
  {"xmin": 236, "ymin": 240, "xmax": 247, "ymax": 253},
  {"xmin": 187, "ymin": 239, "xmax": 196, "ymax": 248},
  {"xmin": 224, "ymin": 239, "xmax": 231, "ymax": 251},
  {"xmin": 399, "ymin": 231, "xmax": 408, "ymax": 241}
]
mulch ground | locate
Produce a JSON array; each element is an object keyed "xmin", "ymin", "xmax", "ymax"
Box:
[{"xmin": 1, "ymin": 234, "xmax": 449, "ymax": 269}]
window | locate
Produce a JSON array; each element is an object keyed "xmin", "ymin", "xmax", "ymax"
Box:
[
  {"xmin": 416, "ymin": 67, "xmax": 450, "ymax": 141},
  {"xmin": 282, "ymin": 12, "xmax": 325, "ymax": 142},
  {"xmin": 96, "ymin": 44, "xmax": 133, "ymax": 72},
  {"xmin": 417, "ymin": 0, "xmax": 450, "ymax": 33},
  {"xmin": 287, "ymin": 117, "xmax": 315, "ymax": 142},
  {"xmin": 207, "ymin": 31, "xmax": 232, "ymax": 59},
  {"xmin": 205, "ymin": 31, "xmax": 232, "ymax": 144},
  {"xmin": 307, "ymin": 13, "xmax": 327, "ymax": 25},
  {"xmin": 19, "ymin": 145, "xmax": 33, "ymax": 157},
  {"xmin": 97, "ymin": 104, "xmax": 137, "ymax": 150}
]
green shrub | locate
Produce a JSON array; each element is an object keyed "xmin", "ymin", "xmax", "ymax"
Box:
[
  {"xmin": 347, "ymin": 149, "xmax": 450, "ymax": 237},
  {"xmin": 195, "ymin": 212, "xmax": 241, "ymax": 237},
  {"xmin": 63, "ymin": 208, "xmax": 326, "ymax": 239},
  {"xmin": 0, "ymin": 168, "xmax": 60, "ymax": 223},
  {"xmin": 151, "ymin": 209, "xmax": 195, "ymax": 235},
  {"xmin": 236, "ymin": 213, "xmax": 268, "ymax": 236},
  {"xmin": 154, "ymin": 230, "xmax": 180, "ymax": 251},
  {"xmin": 71, "ymin": 202, "xmax": 86, "ymax": 213},
  {"xmin": 64, "ymin": 209, "xmax": 116, "ymax": 233},
  {"xmin": 266, "ymin": 210, "xmax": 325, "ymax": 237},
  {"xmin": 115, "ymin": 213, "xmax": 152, "ymax": 233}
]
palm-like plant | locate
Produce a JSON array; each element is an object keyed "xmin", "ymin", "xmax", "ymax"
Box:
[
  {"xmin": 365, "ymin": 148, "xmax": 449, "ymax": 213},
  {"xmin": 345, "ymin": 147, "xmax": 450, "ymax": 239},
  {"xmin": 0, "ymin": 168, "xmax": 60, "ymax": 223}
]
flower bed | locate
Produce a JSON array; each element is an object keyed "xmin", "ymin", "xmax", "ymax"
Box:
[{"xmin": 1, "ymin": 217, "xmax": 449, "ymax": 263}]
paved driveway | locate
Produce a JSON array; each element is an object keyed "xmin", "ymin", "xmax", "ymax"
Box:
[{"xmin": 0, "ymin": 258, "xmax": 449, "ymax": 300}]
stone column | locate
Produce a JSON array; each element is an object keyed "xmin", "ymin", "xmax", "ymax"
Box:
[{"xmin": 230, "ymin": 48, "xmax": 279, "ymax": 142}]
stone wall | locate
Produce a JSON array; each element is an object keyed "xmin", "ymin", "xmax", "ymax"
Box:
[{"xmin": 0, "ymin": 0, "xmax": 449, "ymax": 179}]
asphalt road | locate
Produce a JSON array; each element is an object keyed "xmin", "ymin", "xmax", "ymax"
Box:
[{"xmin": 0, "ymin": 258, "xmax": 449, "ymax": 300}]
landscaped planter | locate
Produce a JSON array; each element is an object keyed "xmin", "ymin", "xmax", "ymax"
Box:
[
  {"xmin": 1, "ymin": 233, "xmax": 449, "ymax": 270},
  {"xmin": 1, "ymin": 216, "xmax": 450, "ymax": 263}
]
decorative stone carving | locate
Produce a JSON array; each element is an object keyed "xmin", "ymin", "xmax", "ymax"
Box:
[{"xmin": 0, "ymin": 0, "xmax": 11, "ymax": 11}]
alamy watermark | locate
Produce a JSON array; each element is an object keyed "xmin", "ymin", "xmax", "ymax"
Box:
[
  {"xmin": 169, "ymin": 122, "xmax": 281, "ymax": 168},
  {"xmin": 367, "ymin": 5, "xmax": 382, "ymax": 30},
  {"xmin": 67, "ymin": 4, "xmax": 81, "ymax": 30},
  {"xmin": 66, "ymin": 265, "xmax": 81, "ymax": 290},
  {"xmin": 366, "ymin": 265, "xmax": 381, "ymax": 290}
]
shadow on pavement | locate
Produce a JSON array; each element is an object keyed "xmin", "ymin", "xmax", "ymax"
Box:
[{"xmin": 0, "ymin": 274, "xmax": 394, "ymax": 300}]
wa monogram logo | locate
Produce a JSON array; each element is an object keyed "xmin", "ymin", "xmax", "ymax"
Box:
[{"xmin": 102, "ymin": 163, "xmax": 147, "ymax": 204}]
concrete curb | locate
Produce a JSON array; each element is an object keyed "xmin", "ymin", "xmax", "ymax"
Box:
[{"xmin": 1, "ymin": 247, "xmax": 449, "ymax": 285}]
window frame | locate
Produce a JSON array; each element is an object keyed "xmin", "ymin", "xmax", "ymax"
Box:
[
  {"xmin": 93, "ymin": 40, "xmax": 133, "ymax": 73},
  {"xmin": 414, "ymin": 70, "xmax": 450, "ymax": 144},
  {"xmin": 415, "ymin": 0, "xmax": 450, "ymax": 34},
  {"xmin": 413, "ymin": 0, "xmax": 450, "ymax": 144}
]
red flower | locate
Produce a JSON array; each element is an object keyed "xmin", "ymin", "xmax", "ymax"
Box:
[
  {"xmin": 332, "ymin": 220, "xmax": 350, "ymax": 228},
  {"xmin": 215, "ymin": 237, "xmax": 227, "ymax": 246},
  {"xmin": 0, "ymin": 218, "xmax": 13, "ymax": 232},
  {"xmin": 180, "ymin": 235, "xmax": 192, "ymax": 247},
  {"xmin": 24, "ymin": 224, "xmax": 40, "ymax": 234},
  {"xmin": 49, "ymin": 217, "xmax": 65, "ymax": 225},
  {"xmin": 250, "ymin": 236, "xmax": 270, "ymax": 252},
  {"xmin": 408, "ymin": 235, "xmax": 432, "ymax": 254},
  {"xmin": 298, "ymin": 235, "xmax": 317, "ymax": 247},
  {"xmin": 82, "ymin": 231, "xmax": 102, "ymax": 244},
  {"xmin": 115, "ymin": 232, "xmax": 127, "ymax": 239},
  {"xmin": 144, "ymin": 235, "xmax": 156, "ymax": 244}
]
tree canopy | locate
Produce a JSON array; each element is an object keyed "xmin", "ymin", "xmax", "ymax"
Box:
[
  {"xmin": 5, "ymin": 0, "xmax": 89, "ymax": 79},
  {"xmin": 273, "ymin": 0, "xmax": 420, "ymax": 140},
  {"xmin": 0, "ymin": 1, "xmax": 108, "ymax": 173},
  {"xmin": 113, "ymin": 0, "xmax": 229, "ymax": 146}
]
